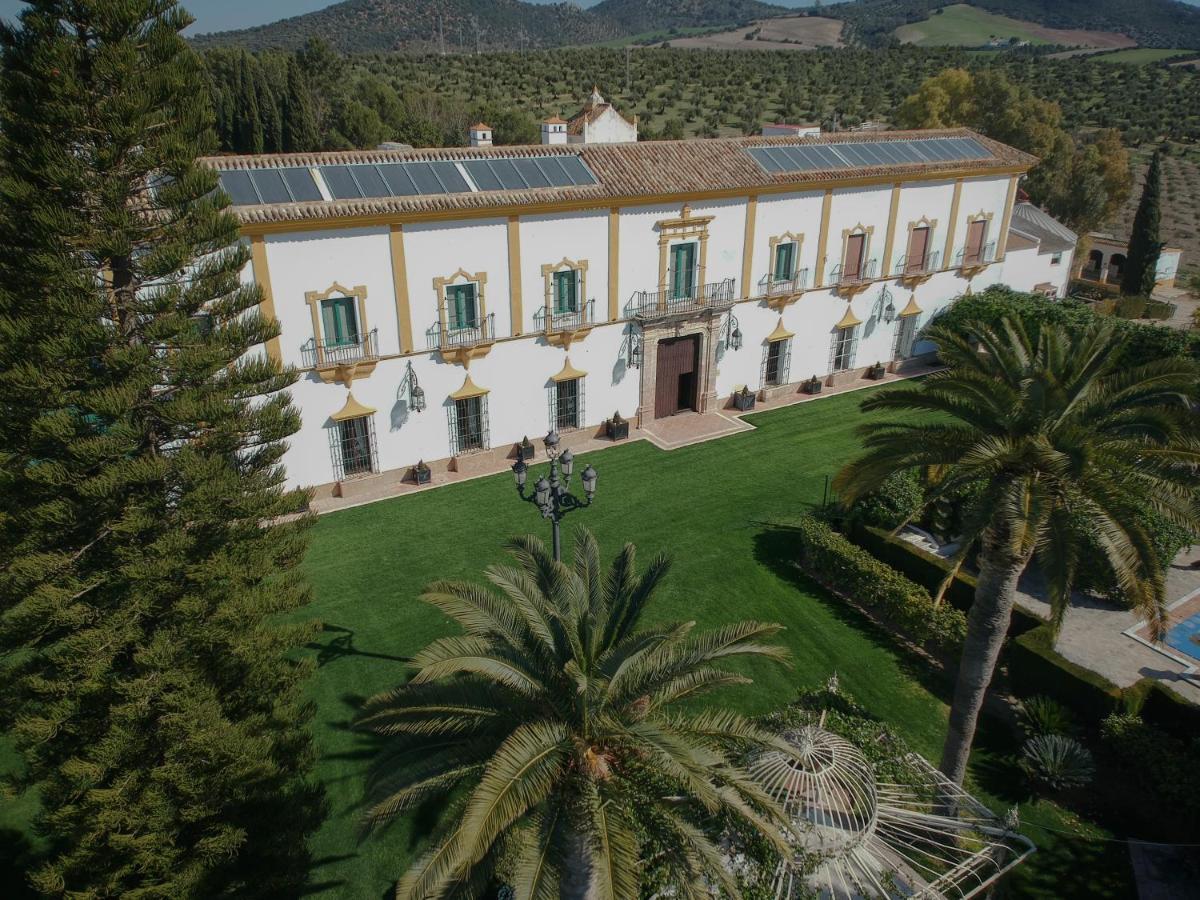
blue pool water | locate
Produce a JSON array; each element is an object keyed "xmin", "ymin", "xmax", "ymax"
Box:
[{"xmin": 1165, "ymin": 611, "xmax": 1200, "ymax": 662}]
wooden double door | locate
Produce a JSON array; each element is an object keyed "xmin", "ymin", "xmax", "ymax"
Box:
[{"xmin": 654, "ymin": 335, "xmax": 700, "ymax": 418}]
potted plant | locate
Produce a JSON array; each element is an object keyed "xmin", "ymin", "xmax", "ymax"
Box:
[
  {"xmin": 803, "ymin": 375, "xmax": 823, "ymax": 395},
  {"xmin": 517, "ymin": 435, "xmax": 535, "ymax": 461},
  {"xmin": 733, "ymin": 385, "xmax": 755, "ymax": 411},
  {"xmin": 606, "ymin": 411, "xmax": 629, "ymax": 441},
  {"xmin": 413, "ymin": 459, "xmax": 432, "ymax": 485},
  {"xmin": 867, "ymin": 361, "xmax": 886, "ymax": 380}
]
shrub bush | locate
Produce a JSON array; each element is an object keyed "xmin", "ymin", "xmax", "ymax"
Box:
[
  {"xmin": 1115, "ymin": 295, "xmax": 1148, "ymax": 319},
  {"xmin": 1007, "ymin": 626, "xmax": 1124, "ymax": 722},
  {"xmin": 1019, "ymin": 695, "xmax": 1074, "ymax": 738},
  {"xmin": 846, "ymin": 468, "xmax": 923, "ymax": 531},
  {"xmin": 1020, "ymin": 734, "xmax": 1095, "ymax": 792},
  {"xmin": 1143, "ymin": 299, "xmax": 1176, "ymax": 320},
  {"xmin": 1100, "ymin": 713, "xmax": 1200, "ymax": 837},
  {"xmin": 785, "ymin": 516, "xmax": 967, "ymax": 652}
]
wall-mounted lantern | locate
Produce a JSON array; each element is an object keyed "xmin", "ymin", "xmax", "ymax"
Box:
[
  {"xmin": 403, "ymin": 361, "xmax": 426, "ymax": 412},
  {"xmin": 627, "ymin": 328, "xmax": 643, "ymax": 369},
  {"xmin": 723, "ymin": 312, "xmax": 743, "ymax": 350}
]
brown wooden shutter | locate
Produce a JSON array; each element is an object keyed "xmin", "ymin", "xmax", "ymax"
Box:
[
  {"xmin": 965, "ymin": 220, "xmax": 987, "ymax": 262},
  {"xmin": 844, "ymin": 233, "xmax": 865, "ymax": 280},
  {"xmin": 906, "ymin": 227, "xmax": 930, "ymax": 272}
]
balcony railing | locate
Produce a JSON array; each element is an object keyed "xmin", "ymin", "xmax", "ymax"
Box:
[
  {"xmin": 828, "ymin": 258, "xmax": 879, "ymax": 285},
  {"xmin": 626, "ymin": 278, "xmax": 735, "ymax": 319},
  {"xmin": 757, "ymin": 268, "xmax": 810, "ymax": 299},
  {"xmin": 426, "ymin": 312, "xmax": 495, "ymax": 352},
  {"xmin": 534, "ymin": 299, "xmax": 595, "ymax": 334},
  {"xmin": 956, "ymin": 242, "xmax": 997, "ymax": 269},
  {"xmin": 892, "ymin": 250, "xmax": 941, "ymax": 278},
  {"xmin": 302, "ymin": 328, "xmax": 378, "ymax": 369}
]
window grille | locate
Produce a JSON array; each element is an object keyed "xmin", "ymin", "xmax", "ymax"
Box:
[
  {"xmin": 892, "ymin": 315, "xmax": 919, "ymax": 361},
  {"xmin": 547, "ymin": 377, "xmax": 585, "ymax": 432},
  {"xmin": 830, "ymin": 325, "xmax": 859, "ymax": 373},
  {"xmin": 760, "ymin": 339, "xmax": 792, "ymax": 389},
  {"xmin": 329, "ymin": 415, "xmax": 378, "ymax": 480},
  {"xmin": 448, "ymin": 395, "xmax": 490, "ymax": 456}
]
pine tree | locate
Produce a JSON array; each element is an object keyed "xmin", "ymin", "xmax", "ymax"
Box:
[
  {"xmin": 282, "ymin": 56, "xmax": 320, "ymax": 152},
  {"xmin": 1122, "ymin": 148, "xmax": 1163, "ymax": 297},
  {"xmin": 0, "ymin": 2, "xmax": 322, "ymax": 895},
  {"xmin": 234, "ymin": 51, "xmax": 264, "ymax": 153}
]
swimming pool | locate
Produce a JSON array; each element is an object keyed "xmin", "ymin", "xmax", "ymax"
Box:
[{"xmin": 1165, "ymin": 610, "xmax": 1200, "ymax": 662}]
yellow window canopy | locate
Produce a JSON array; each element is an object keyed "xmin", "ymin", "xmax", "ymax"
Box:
[
  {"xmin": 550, "ymin": 357, "xmax": 588, "ymax": 383},
  {"xmin": 330, "ymin": 392, "xmax": 377, "ymax": 422},
  {"xmin": 766, "ymin": 317, "xmax": 795, "ymax": 343},
  {"xmin": 449, "ymin": 372, "xmax": 489, "ymax": 401},
  {"xmin": 898, "ymin": 295, "xmax": 923, "ymax": 318},
  {"xmin": 835, "ymin": 303, "xmax": 863, "ymax": 330}
]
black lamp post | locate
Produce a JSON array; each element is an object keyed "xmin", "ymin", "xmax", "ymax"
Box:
[{"xmin": 511, "ymin": 429, "xmax": 597, "ymax": 561}]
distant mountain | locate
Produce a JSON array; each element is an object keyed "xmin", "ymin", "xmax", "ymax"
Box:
[
  {"xmin": 588, "ymin": 0, "xmax": 789, "ymax": 35},
  {"xmin": 190, "ymin": 0, "xmax": 617, "ymax": 53},
  {"xmin": 191, "ymin": 0, "xmax": 792, "ymax": 53},
  {"xmin": 831, "ymin": 0, "xmax": 1200, "ymax": 49}
]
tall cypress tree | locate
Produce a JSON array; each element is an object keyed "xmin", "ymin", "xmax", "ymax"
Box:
[
  {"xmin": 0, "ymin": 2, "xmax": 322, "ymax": 895},
  {"xmin": 234, "ymin": 51, "xmax": 264, "ymax": 154},
  {"xmin": 282, "ymin": 56, "xmax": 320, "ymax": 152},
  {"xmin": 1122, "ymin": 148, "xmax": 1163, "ymax": 297}
]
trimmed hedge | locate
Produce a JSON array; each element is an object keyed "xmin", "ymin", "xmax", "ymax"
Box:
[
  {"xmin": 1101, "ymin": 713, "xmax": 1200, "ymax": 839},
  {"xmin": 1127, "ymin": 679, "xmax": 1200, "ymax": 740},
  {"xmin": 853, "ymin": 525, "xmax": 1043, "ymax": 636},
  {"xmin": 786, "ymin": 516, "xmax": 967, "ymax": 652},
  {"xmin": 1007, "ymin": 626, "xmax": 1124, "ymax": 723}
]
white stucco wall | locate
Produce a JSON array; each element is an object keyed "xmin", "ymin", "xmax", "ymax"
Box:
[
  {"xmin": 250, "ymin": 170, "xmax": 1058, "ymax": 491},
  {"xmin": 581, "ymin": 108, "xmax": 637, "ymax": 144},
  {"xmin": 1001, "ymin": 246, "xmax": 1075, "ymax": 298}
]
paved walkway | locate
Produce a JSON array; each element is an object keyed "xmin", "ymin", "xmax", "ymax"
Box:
[
  {"xmin": 1013, "ymin": 546, "xmax": 1200, "ymax": 704},
  {"xmin": 307, "ymin": 364, "xmax": 940, "ymax": 516}
]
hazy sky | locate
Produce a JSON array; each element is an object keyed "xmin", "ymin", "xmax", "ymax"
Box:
[{"xmin": 0, "ymin": 0, "xmax": 1196, "ymax": 37}]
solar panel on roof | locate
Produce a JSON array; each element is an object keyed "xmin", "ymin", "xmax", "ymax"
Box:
[
  {"xmin": 462, "ymin": 160, "xmax": 502, "ymax": 191},
  {"xmin": 378, "ymin": 163, "xmax": 419, "ymax": 196},
  {"xmin": 748, "ymin": 137, "xmax": 993, "ymax": 176},
  {"xmin": 281, "ymin": 168, "xmax": 322, "ymax": 202},
  {"xmin": 218, "ymin": 170, "xmax": 261, "ymax": 205},
  {"xmin": 220, "ymin": 153, "xmax": 598, "ymax": 206}
]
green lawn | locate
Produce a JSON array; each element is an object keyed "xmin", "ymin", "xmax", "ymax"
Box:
[
  {"xmin": 295, "ymin": 387, "xmax": 1135, "ymax": 899},
  {"xmin": 895, "ymin": 4, "xmax": 1050, "ymax": 47},
  {"xmin": 1092, "ymin": 48, "xmax": 1194, "ymax": 64}
]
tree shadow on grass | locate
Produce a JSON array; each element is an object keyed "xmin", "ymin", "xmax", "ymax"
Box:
[
  {"xmin": 309, "ymin": 624, "xmax": 412, "ymax": 668},
  {"xmin": 0, "ymin": 829, "xmax": 37, "ymax": 900}
]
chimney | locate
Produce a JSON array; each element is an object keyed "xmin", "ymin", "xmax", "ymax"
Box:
[
  {"xmin": 541, "ymin": 116, "xmax": 567, "ymax": 146},
  {"xmin": 468, "ymin": 122, "xmax": 493, "ymax": 148}
]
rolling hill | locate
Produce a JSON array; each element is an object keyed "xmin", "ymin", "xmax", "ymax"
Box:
[{"xmin": 191, "ymin": 0, "xmax": 790, "ymax": 53}]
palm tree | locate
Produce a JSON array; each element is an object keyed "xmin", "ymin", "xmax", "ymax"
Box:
[
  {"xmin": 835, "ymin": 316, "xmax": 1199, "ymax": 786},
  {"xmin": 358, "ymin": 529, "xmax": 797, "ymax": 899}
]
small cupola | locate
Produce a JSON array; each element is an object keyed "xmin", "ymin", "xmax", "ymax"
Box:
[
  {"xmin": 541, "ymin": 116, "xmax": 567, "ymax": 145},
  {"xmin": 468, "ymin": 122, "xmax": 493, "ymax": 148}
]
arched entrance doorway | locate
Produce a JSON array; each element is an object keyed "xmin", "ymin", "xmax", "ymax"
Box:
[{"xmin": 654, "ymin": 334, "xmax": 701, "ymax": 418}]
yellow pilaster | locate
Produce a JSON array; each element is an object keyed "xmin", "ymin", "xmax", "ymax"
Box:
[
  {"xmin": 507, "ymin": 216, "xmax": 522, "ymax": 336},
  {"xmin": 741, "ymin": 194, "xmax": 758, "ymax": 299},
  {"xmin": 995, "ymin": 174, "xmax": 1020, "ymax": 261},
  {"xmin": 249, "ymin": 235, "xmax": 282, "ymax": 365},
  {"xmin": 813, "ymin": 189, "xmax": 834, "ymax": 288},
  {"xmin": 881, "ymin": 183, "xmax": 902, "ymax": 278},
  {"xmin": 388, "ymin": 225, "xmax": 413, "ymax": 353},
  {"xmin": 944, "ymin": 178, "xmax": 964, "ymax": 266}
]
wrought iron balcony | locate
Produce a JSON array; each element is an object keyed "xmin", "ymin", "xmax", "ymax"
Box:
[
  {"xmin": 956, "ymin": 242, "xmax": 997, "ymax": 270},
  {"xmin": 757, "ymin": 269, "xmax": 810, "ymax": 299},
  {"xmin": 302, "ymin": 328, "xmax": 379, "ymax": 370},
  {"xmin": 626, "ymin": 278, "xmax": 735, "ymax": 319},
  {"xmin": 534, "ymin": 299, "xmax": 595, "ymax": 335},
  {"xmin": 828, "ymin": 259, "xmax": 880, "ymax": 286},
  {"xmin": 892, "ymin": 250, "xmax": 941, "ymax": 278},
  {"xmin": 426, "ymin": 312, "xmax": 496, "ymax": 352}
]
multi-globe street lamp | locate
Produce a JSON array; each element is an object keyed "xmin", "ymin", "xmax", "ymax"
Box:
[{"xmin": 511, "ymin": 430, "xmax": 597, "ymax": 561}]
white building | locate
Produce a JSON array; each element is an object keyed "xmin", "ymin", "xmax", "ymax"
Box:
[
  {"xmin": 565, "ymin": 87, "xmax": 637, "ymax": 144},
  {"xmin": 205, "ymin": 127, "xmax": 1073, "ymax": 499}
]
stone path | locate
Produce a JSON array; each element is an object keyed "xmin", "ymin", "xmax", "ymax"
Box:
[{"xmin": 1013, "ymin": 546, "xmax": 1200, "ymax": 704}]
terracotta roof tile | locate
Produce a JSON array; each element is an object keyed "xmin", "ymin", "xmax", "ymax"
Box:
[{"xmin": 200, "ymin": 129, "xmax": 1037, "ymax": 226}]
